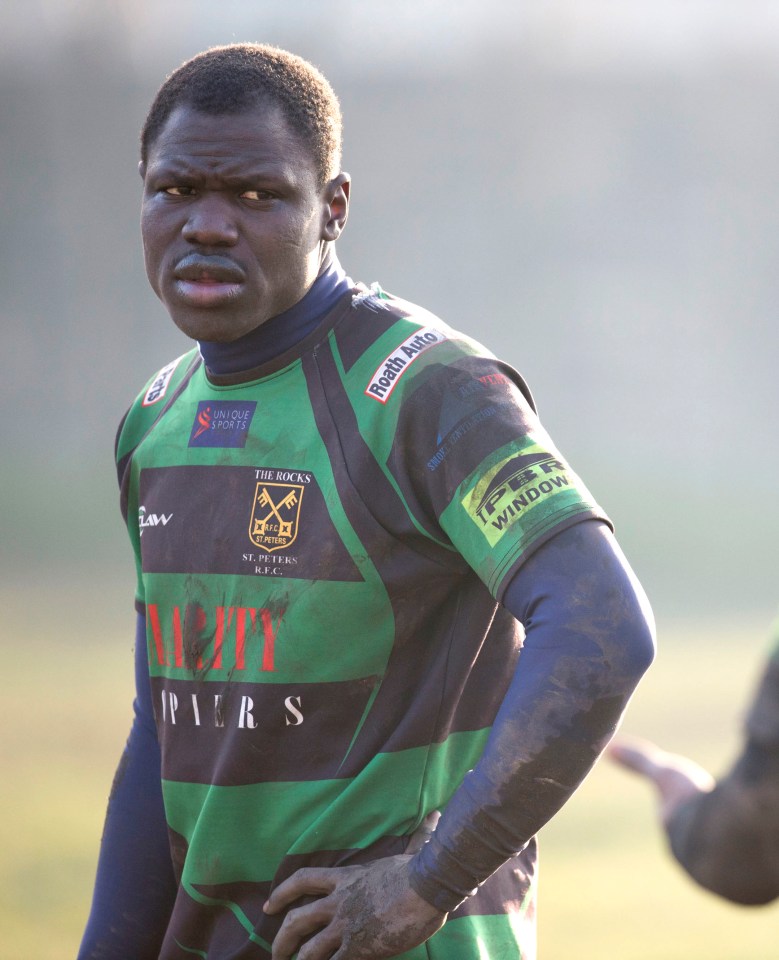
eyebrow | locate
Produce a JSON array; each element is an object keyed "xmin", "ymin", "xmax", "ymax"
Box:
[{"xmin": 147, "ymin": 157, "xmax": 300, "ymax": 186}]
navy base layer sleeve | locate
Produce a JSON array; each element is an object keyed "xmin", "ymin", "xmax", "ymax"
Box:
[
  {"xmin": 409, "ymin": 518, "xmax": 656, "ymax": 911},
  {"xmin": 77, "ymin": 613, "xmax": 176, "ymax": 960}
]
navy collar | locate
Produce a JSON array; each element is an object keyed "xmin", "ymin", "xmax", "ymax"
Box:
[{"xmin": 198, "ymin": 251, "xmax": 352, "ymax": 376}]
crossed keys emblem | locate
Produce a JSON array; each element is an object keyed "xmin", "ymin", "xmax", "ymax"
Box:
[{"xmin": 248, "ymin": 481, "xmax": 304, "ymax": 552}]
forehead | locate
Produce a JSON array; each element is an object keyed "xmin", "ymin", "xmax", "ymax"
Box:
[{"xmin": 147, "ymin": 101, "xmax": 317, "ymax": 179}]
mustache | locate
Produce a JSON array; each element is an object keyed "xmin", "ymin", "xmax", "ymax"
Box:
[{"xmin": 173, "ymin": 253, "xmax": 246, "ymax": 283}]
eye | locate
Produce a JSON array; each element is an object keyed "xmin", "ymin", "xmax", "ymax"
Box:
[
  {"xmin": 162, "ymin": 185, "xmax": 196, "ymax": 197},
  {"xmin": 240, "ymin": 189, "xmax": 276, "ymax": 202}
]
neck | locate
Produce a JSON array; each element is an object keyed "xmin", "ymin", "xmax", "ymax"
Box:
[{"xmin": 197, "ymin": 250, "xmax": 352, "ymax": 376}]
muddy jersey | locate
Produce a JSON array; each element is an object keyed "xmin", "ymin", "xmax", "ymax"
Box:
[{"xmin": 115, "ymin": 284, "xmax": 609, "ymax": 959}]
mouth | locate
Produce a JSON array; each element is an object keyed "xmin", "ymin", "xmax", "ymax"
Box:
[{"xmin": 172, "ymin": 254, "xmax": 246, "ymax": 307}]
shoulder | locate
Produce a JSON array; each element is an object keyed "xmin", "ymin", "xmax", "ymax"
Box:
[
  {"xmin": 115, "ymin": 348, "xmax": 200, "ymax": 465},
  {"xmin": 352, "ymin": 282, "xmax": 490, "ymax": 358},
  {"xmin": 334, "ymin": 283, "xmax": 530, "ymax": 408}
]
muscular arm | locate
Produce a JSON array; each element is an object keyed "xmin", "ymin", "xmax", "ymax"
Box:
[
  {"xmin": 78, "ymin": 613, "xmax": 176, "ymax": 959},
  {"xmin": 408, "ymin": 519, "xmax": 655, "ymax": 909},
  {"xmin": 265, "ymin": 519, "xmax": 655, "ymax": 957}
]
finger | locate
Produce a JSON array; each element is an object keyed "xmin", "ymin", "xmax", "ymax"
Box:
[
  {"xmin": 650, "ymin": 756, "xmax": 716, "ymax": 822},
  {"xmin": 270, "ymin": 898, "xmax": 334, "ymax": 960},
  {"xmin": 297, "ymin": 926, "xmax": 343, "ymax": 960},
  {"xmin": 265, "ymin": 867, "xmax": 339, "ymax": 914},
  {"xmin": 405, "ymin": 810, "xmax": 441, "ymax": 855},
  {"xmin": 607, "ymin": 736, "xmax": 665, "ymax": 779},
  {"xmin": 608, "ymin": 737, "xmax": 715, "ymax": 822}
]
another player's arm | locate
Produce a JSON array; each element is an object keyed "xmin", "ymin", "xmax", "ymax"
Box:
[
  {"xmin": 611, "ymin": 645, "xmax": 779, "ymax": 905},
  {"xmin": 665, "ymin": 739, "xmax": 779, "ymax": 905}
]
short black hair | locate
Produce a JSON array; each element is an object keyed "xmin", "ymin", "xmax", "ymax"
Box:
[{"xmin": 141, "ymin": 43, "xmax": 342, "ymax": 185}]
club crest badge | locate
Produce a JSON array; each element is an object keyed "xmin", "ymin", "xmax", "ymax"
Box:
[{"xmin": 249, "ymin": 481, "xmax": 304, "ymax": 553}]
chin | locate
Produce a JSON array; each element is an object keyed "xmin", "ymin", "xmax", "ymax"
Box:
[{"xmin": 172, "ymin": 314, "xmax": 257, "ymax": 344}]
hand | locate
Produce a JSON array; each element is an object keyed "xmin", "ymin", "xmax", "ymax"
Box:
[
  {"xmin": 263, "ymin": 812, "xmax": 446, "ymax": 960},
  {"xmin": 608, "ymin": 735, "xmax": 716, "ymax": 825}
]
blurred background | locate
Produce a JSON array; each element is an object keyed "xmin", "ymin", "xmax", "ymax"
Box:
[{"xmin": 1, "ymin": 1, "xmax": 777, "ymax": 957}]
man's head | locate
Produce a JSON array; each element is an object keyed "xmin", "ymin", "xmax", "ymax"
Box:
[
  {"xmin": 141, "ymin": 44, "xmax": 343, "ymax": 187},
  {"xmin": 139, "ymin": 44, "xmax": 350, "ymax": 344}
]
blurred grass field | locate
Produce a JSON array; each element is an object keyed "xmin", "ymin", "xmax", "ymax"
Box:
[{"xmin": 1, "ymin": 585, "xmax": 777, "ymax": 959}]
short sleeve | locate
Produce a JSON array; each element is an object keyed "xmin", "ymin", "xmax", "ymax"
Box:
[
  {"xmin": 385, "ymin": 352, "xmax": 611, "ymax": 599},
  {"xmin": 113, "ymin": 351, "xmax": 198, "ymax": 611}
]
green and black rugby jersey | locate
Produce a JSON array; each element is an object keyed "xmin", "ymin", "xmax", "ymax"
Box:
[{"xmin": 115, "ymin": 283, "xmax": 609, "ymax": 960}]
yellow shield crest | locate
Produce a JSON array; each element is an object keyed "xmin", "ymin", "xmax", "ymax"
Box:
[{"xmin": 248, "ymin": 481, "xmax": 304, "ymax": 553}]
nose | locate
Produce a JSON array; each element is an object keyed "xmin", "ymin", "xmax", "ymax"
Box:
[{"xmin": 181, "ymin": 195, "xmax": 239, "ymax": 247}]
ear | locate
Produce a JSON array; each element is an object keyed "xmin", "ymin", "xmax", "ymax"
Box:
[
  {"xmin": 321, "ymin": 173, "xmax": 350, "ymax": 242},
  {"xmin": 138, "ymin": 160, "xmax": 147, "ymax": 180}
]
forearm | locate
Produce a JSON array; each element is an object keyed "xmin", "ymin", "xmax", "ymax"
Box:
[
  {"xmin": 78, "ymin": 613, "xmax": 176, "ymax": 959},
  {"xmin": 409, "ymin": 520, "xmax": 655, "ymax": 911},
  {"xmin": 667, "ymin": 739, "xmax": 779, "ymax": 905}
]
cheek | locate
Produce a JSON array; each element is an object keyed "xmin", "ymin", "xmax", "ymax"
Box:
[
  {"xmin": 249, "ymin": 229, "xmax": 310, "ymax": 275},
  {"xmin": 262, "ymin": 242, "xmax": 320, "ymax": 289},
  {"xmin": 141, "ymin": 203, "xmax": 177, "ymax": 259},
  {"xmin": 260, "ymin": 207, "xmax": 324, "ymax": 254},
  {"xmin": 140, "ymin": 212, "xmax": 159, "ymax": 257},
  {"xmin": 140, "ymin": 214, "xmax": 171, "ymax": 292}
]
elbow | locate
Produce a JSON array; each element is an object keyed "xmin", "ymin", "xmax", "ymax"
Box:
[
  {"xmin": 600, "ymin": 533, "xmax": 657, "ymax": 689},
  {"xmin": 624, "ymin": 612, "xmax": 656, "ymax": 683},
  {"xmin": 619, "ymin": 570, "xmax": 657, "ymax": 684},
  {"xmin": 601, "ymin": 604, "xmax": 656, "ymax": 702}
]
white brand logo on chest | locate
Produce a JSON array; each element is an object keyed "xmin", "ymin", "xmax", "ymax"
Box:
[{"xmin": 138, "ymin": 505, "xmax": 173, "ymax": 535}]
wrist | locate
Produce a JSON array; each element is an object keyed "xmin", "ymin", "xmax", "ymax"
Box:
[{"xmin": 407, "ymin": 837, "xmax": 477, "ymax": 914}]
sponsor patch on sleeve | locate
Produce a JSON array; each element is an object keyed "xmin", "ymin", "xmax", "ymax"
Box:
[
  {"xmin": 365, "ymin": 326, "xmax": 449, "ymax": 403},
  {"xmin": 462, "ymin": 441, "xmax": 589, "ymax": 548},
  {"xmin": 142, "ymin": 356, "xmax": 184, "ymax": 407}
]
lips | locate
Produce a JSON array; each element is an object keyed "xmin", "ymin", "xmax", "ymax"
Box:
[
  {"xmin": 174, "ymin": 254, "xmax": 247, "ymax": 284},
  {"xmin": 171, "ymin": 254, "xmax": 247, "ymax": 307}
]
